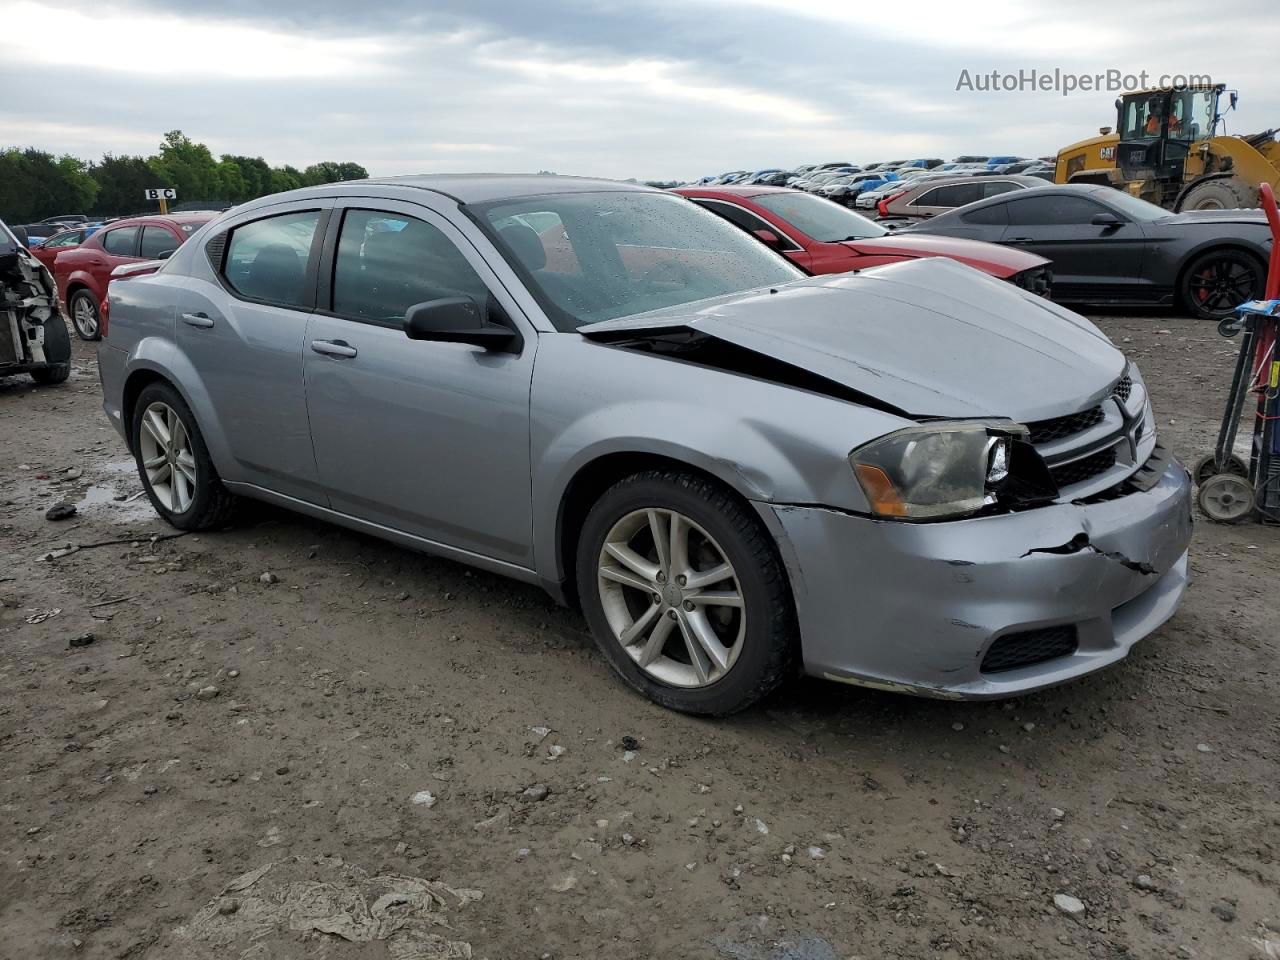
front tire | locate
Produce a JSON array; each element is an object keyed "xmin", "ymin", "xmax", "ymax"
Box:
[
  {"xmin": 1179, "ymin": 249, "xmax": 1265, "ymax": 321},
  {"xmin": 1178, "ymin": 177, "xmax": 1256, "ymax": 211},
  {"xmin": 576, "ymin": 470, "xmax": 796, "ymax": 716},
  {"xmin": 130, "ymin": 382, "xmax": 238, "ymax": 530},
  {"xmin": 69, "ymin": 289, "xmax": 101, "ymax": 341}
]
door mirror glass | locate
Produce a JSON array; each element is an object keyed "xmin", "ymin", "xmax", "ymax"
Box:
[{"xmin": 404, "ymin": 297, "xmax": 516, "ymax": 351}]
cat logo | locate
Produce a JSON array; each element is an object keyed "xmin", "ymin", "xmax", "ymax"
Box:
[{"xmin": 1100, "ymin": 146, "xmax": 1116, "ymax": 161}]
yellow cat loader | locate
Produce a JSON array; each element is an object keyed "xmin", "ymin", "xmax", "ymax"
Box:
[{"xmin": 1056, "ymin": 83, "xmax": 1280, "ymax": 211}]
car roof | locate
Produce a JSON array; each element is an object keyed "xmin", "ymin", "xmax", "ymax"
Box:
[
  {"xmin": 291, "ymin": 174, "xmax": 660, "ymax": 206},
  {"xmin": 100, "ymin": 213, "xmax": 218, "ymax": 228},
  {"xmin": 903, "ymin": 173, "xmax": 1048, "ymax": 191},
  {"xmin": 672, "ymin": 186, "xmax": 802, "ymax": 200}
]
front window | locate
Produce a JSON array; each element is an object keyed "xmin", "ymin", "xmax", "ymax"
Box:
[
  {"xmin": 477, "ymin": 191, "xmax": 802, "ymax": 330},
  {"xmin": 753, "ymin": 192, "xmax": 888, "ymax": 242},
  {"xmin": 1119, "ymin": 93, "xmax": 1166, "ymax": 140},
  {"xmin": 1168, "ymin": 88, "xmax": 1216, "ymax": 141}
]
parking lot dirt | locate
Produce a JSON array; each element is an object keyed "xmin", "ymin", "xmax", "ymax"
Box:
[{"xmin": 2, "ymin": 310, "xmax": 1278, "ymax": 960}]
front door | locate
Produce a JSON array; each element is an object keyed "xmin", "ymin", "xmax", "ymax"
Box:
[
  {"xmin": 303, "ymin": 202, "xmax": 537, "ymax": 568},
  {"xmin": 1000, "ymin": 194, "xmax": 1148, "ymax": 301}
]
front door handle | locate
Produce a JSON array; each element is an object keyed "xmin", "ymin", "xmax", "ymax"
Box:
[
  {"xmin": 1006, "ymin": 237, "xmax": 1035, "ymax": 243},
  {"xmin": 181, "ymin": 312, "xmax": 214, "ymax": 328},
  {"xmin": 311, "ymin": 339, "xmax": 357, "ymax": 359}
]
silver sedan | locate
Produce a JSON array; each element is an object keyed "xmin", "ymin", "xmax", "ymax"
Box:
[{"xmin": 97, "ymin": 175, "xmax": 1192, "ymax": 715}]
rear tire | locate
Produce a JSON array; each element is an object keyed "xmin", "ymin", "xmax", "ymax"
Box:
[
  {"xmin": 576, "ymin": 470, "xmax": 796, "ymax": 716},
  {"xmin": 1179, "ymin": 248, "xmax": 1266, "ymax": 321},
  {"xmin": 130, "ymin": 382, "xmax": 238, "ymax": 530},
  {"xmin": 30, "ymin": 314, "xmax": 71, "ymax": 385},
  {"xmin": 1179, "ymin": 178, "xmax": 1257, "ymax": 211},
  {"xmin": 69, "ymin": 289, "xmax": 101, "ymax": 341}
]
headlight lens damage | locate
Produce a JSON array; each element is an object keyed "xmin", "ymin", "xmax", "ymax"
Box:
[{"xmin": 850, "ymin": 422, "xmax": 1033, "ymax": 521}]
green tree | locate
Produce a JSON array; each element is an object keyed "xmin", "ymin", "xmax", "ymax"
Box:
[
  {"xmin": 90, "ymin": 154, "xmax": 156, "ymax": 216},
  {"xmin": 148, "ymin": 130, "xmax": 219, "ymax": 204},
  {"xmin": 0, "ymin": 148, "xmax": 96, "ymax": 221},
  {"xmin": 302, "ymin": 161, "xmax": 369, "ymax": 185},
  {"xmin": 269, "ymin": 164, "xmax": 306, "ymax": 193}
]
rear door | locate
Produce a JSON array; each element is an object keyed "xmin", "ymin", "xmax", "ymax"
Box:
[
  {"xmin": 1000, "ymin": 194, "xmax": 1148, "ymax": 300},
  {"xmin": 302, "ymin": 200, "xmax": 537, "ymax": 568},
  {"xmin": 174, "ymin": 202, "xmax": 333, "ymax": 502}
]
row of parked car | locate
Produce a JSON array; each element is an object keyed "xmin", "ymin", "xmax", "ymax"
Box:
[{"xmin": 686, "ymin": 157, "xmax": 1057, "ymax": 211}]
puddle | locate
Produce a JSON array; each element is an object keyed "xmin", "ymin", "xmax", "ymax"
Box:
[{"xmin": 75, "ymin": 478, "xmax": 157, "ymax": 523}]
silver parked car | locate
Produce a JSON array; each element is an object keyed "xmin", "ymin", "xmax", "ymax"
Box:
[{"xmin": 98, "ymin": 175, "xmax": 1192, "ymax": 715}]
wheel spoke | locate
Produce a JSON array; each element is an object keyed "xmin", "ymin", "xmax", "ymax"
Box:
[
  {"xmin": 669, "ymin": 513, "xmax": 689, "ymax": 575},
  {"xmin": 690, "ymin": 590, "xmax": 743, "ymax": 608},
  {"xmin": 637, "ymin": 614, "xmax": 674, "ymax": 667},
  {"xmin": 675, "ymin": 612, "xmax": 712, "ymax": 683},
  {"xmin": 142, "ymin": 453, "xmax": 166, "ymax": 469},
  {"xmin": 620, "ymin": 602, "xmax": 662, "ymax": 646},
  {"xmin": 685, "ymin": 563, "xmax": 732, "ymax": 590},
  {"xmin": 150, "ymin": 462, "xmax": 172, "ymax": 485},
  {"xmin": 603, "ymin": 541, "xmax": 660, "ymax": 583},
  {"xmin": 647, "ymin": 510, "xmax": 670, "ymax": 572},
  {"xmin": 600, "ymin": 564, "xmax": 654, "ymax": 593},
  {"xmin": 144, "ymin": 408, "xmax": 170, "ymax": 446},
  {"xmin": 681, "ymin": 609, "xmax": 731, "ymax": 672}
]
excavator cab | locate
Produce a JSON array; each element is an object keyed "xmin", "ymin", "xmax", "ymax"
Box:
[{"xmin": 1114, "ymin": 85, "xmax": 1224, "ymax": 204}]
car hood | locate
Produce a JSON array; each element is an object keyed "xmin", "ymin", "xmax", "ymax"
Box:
[
  {"xmin": 1157, "ymin": 209, "xmax": 1270, "ymax": 227},
  {"xmin": 840, "ymin": 233, "xmax": 1048, "ymax": 277},
  {"xmin": 579, "ymin": 257, "xmax": 1122, "ymax": 422}
]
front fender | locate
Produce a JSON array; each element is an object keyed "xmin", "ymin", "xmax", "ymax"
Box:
[{"xmin": 528, "ymin": 334, "xmax": 908, "ymax": 583}]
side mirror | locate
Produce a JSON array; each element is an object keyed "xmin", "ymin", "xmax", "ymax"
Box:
[
  {"xmin": 752, "ymin": 228, "xmax": 782, "ymax": 248},
  {"xmin": 404, "ymin": 297, "xmax": 517, "ymax": 351},
  {"xmin": 1099, "ymin": 126, "xmax": 1112, "ymax": 135},
  {"xmin": 157, "ymin": 248, "xmax": 177, "ymax": 260},
  {"xmin": 11, "ymin": 225, "xmax": 29, "ymax": 248},
  {"xmin": 1229, "ymin": 91, "xmax": 1238, "ymax": 110},
  {"xmin": 1091, "ymin": 212, "xmax": 1123, "ymax": 228}
]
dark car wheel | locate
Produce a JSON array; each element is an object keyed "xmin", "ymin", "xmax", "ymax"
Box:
[
  {"xmin": 1180, "ymin": 249, "xmax": 1265, "ymax": 321},
  {"xmin": 69, "ymin": 289, "xmax": 102, "ymax": 340},
  {"xmin": 576, "ymin": 470, "xmax": 796, "ymax": 716},
  {"xmin": 29, "ymin": 314, "xmax": 71, "ymax": 385},
  {"xmin": 130, "ymin": 382, "xmax": 238, "ymax": 530}
]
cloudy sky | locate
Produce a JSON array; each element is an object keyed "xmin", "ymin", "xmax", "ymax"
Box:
[{"xmin": 4, "ymin": 0, "xmax": 1278, "ymax": 180}]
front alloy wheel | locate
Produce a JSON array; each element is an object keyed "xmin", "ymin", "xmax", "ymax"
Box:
[
  {"xmin": 576, "ymin": 470, "xmax": 796, "ymax": 715},
  {"xmin": 138, "ymin": 401, "xmax": 198, "ymax": 514},
  {"xmin": 598, "ymin": 508, "xmax": 745, "ymax": 687}
]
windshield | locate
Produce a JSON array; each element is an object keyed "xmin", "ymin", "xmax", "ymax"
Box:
[
  {"xmin": 1097, "ymin": 190, "xmax": 1170, "ymax": 222},
  {"xmin": 753, "ymin": 192, "xmax": 888, "ymax": 241},
  {"xmin": 477, "ymin": 191, "xmax": 803, "ymax": 331}
]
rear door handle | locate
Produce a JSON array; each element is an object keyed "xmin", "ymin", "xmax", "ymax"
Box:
[
  {"xmin": 181, "ymin": 312, "xmax": 214, "ymax": 328},
  {"xmin": 1006, "ymin": 237, "xmax": 1035, "ymax": 243},
  {"xmin": 311, "ymin": 339, "xmax": 357, "ymax": 359}
]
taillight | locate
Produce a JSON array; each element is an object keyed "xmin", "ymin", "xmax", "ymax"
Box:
[{"xmin": 878, "ymin": 192, "xmax": 906, "ymax": 217}]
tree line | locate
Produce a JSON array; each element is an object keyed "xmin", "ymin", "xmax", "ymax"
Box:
[{"xmin": 0, "ymin": 130, "xmax": 369, "ymax": 223}]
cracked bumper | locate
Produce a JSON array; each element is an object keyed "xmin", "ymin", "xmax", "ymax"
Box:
[{"xmin": 763, "ymin": 458, "xmax": 1193, "ymax": 699}]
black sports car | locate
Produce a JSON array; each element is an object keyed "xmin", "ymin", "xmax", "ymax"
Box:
[{"xmin": 903, "ymin": 184, "xmax": 1274, "ymax": 320}]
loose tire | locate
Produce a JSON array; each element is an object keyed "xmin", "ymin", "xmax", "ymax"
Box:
[
  {"xmin": 69, "ymin": 289, "xmax": 102, "ymax": 341},
  {"xmin": 1179, "ymin": 177, "xmax": 1256, "ymax": 211},
  {"xmin": 29, "ymin": 314, "xmax": 71, "ymax": 385},
  {"xmin": 130, "ymin": 382, "xmax": 238, "ymax": 530},
  {"xmin": 1197, "ymin": 473, "xmax": 1254, "ymax": 523},
  {"xmin": 576, "ymin": 470, "xmax": 796, "ymax": 715},
  {"xmin": 1192, "ymin": 452, "xmax": 1247, "ymax": 487},
  {"xmin": 1179, "ymin": 249, "xmax": 1266, "ymax": 321}
]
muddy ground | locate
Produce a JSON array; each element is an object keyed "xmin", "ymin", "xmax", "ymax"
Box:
[{"xmin": 1, "ymin": 310, "xmax": 1278, "ymax": 960}]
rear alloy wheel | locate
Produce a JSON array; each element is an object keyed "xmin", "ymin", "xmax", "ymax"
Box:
[
  {"xmin": 69, "ymin": 289, "xmax": 101, "ymax": 340},
  {"xmin": 1180, "ymin": 250, "xmax": 1265, "ymax": 321},
  {"xmin": 576, "ymin": 471, "xmax": 796, "ymax": 715},
  {"xmin": 130, "ymin": 382, "xmax": 238, "ymax": 530}
]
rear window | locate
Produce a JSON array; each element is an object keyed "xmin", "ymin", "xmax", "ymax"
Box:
[
  {"xmin": 223, "ymin": 210, "xmax": 322, "ymax": 308},
  {"xmin": 140, "ymin": 226, "xmax": 178, "ymax": 259},
  {"xmin": 101, "ymin": 227, "xmax": 138, "ymax": 256}
]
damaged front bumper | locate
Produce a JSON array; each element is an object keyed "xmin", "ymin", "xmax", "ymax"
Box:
[{"xmin": 763, "ymin": 457, "xmax": 1193, "ymax": 699}]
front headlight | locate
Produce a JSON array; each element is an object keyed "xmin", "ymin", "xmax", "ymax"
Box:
[{"xmin": 849, "ymin": 422, "xmax": 1027, "ymax": 520}]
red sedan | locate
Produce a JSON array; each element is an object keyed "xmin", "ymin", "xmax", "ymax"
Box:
[
  {"xmin": 28, "ymin": 226, "xmax": 98, "ymax": 272},
  {"xmin": 55, "ymin": 213, "xmax": 213, "ymax": 340},
  {"xmin": 672, "ymin": 186, "xmax": 1051, "ymax": 294}
]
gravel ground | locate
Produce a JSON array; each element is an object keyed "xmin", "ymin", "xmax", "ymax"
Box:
[{"xmin": 1, "ymin": 309, "xmax": 1278, "ymax": 960}]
